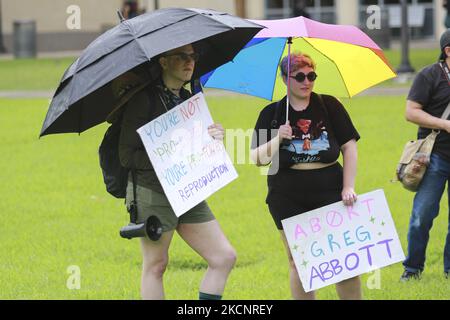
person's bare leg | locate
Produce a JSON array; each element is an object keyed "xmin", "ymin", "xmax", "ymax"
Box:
[
  {"xmin": 335, "ymin": 276, "xmax": 362, "ymax": 300},
  {"xmin": 140, "ymin": 230, "xmax": 174, "ymax": 300},
  {"xmin": 280, "ymin": 231, "xmax": 316, "ymax": 300},
  {"xmin": 177, "ymin": 220, "xmax": 236, "ymax": 296}
]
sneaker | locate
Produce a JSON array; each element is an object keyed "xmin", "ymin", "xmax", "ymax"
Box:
[
  {"xmin": 445, "ymin": 272, "xmax": 449, "ymax": 279},
  {"xmin": 400, "ymin": 270, "xmax": 421, "ymax": 282}
]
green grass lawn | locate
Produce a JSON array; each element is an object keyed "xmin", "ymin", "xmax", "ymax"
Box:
[
  {"xmin": 0, "ymin": 48, "xmax": 441, "ymax": 91},
  {"xmin": 383, "ymin": 48, "xmax": 442, "ymax": 72},
  {"xmin": 0, "ymin": 57, "xmax": 76, "ymax": 91},
  {"xmin": 379, "ymin": 48, "xmax": 442, "ymax": 88},
  {"xmin": 0, "ymin": 95, "xmax": 449, "ymax": 300}
]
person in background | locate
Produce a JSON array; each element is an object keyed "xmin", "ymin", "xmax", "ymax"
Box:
[
  {"xmin": 122, "ymin": 0, "xmax": 141, "ymax": 19},
  {"xmin": 292, "ymin": 0, "xmax": 311, "ymax": 19},
  {"xmin": 400, "ymin": 29, "xmax": 450, "ymax": 281}
]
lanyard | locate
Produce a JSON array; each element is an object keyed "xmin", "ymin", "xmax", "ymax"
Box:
[{"xmin": 440, "ymin": 61, "xmax": 450, "ymax": 86}]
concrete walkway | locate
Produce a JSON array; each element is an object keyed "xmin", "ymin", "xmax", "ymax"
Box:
[
  {"xmin": 0, "ymin": 51, "xmax": 82, "ymax": 61},
  {"xmin": 0, "ymin": 90, "xmax": 54, "ymax": 99}
]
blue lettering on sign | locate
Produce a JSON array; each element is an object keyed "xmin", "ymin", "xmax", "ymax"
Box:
[
  {"xmin": 163, "ymin": 161, "xmax": 188, "ymax": 186},
  {"xmin": 178, "ymin": 164, "xmax": 229, "ymax": 201},
  {"xmin": 308, "ymin": 239, "xmax": 395, "ymax": 289},
  {"xmin": 143, "ymin": 109, "xmax": 180, "ymax": 144}
]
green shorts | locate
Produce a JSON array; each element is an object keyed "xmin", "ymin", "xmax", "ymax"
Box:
[{"xmin": 125, "ymin": 183, "xmax": 215, "ymax": 232}]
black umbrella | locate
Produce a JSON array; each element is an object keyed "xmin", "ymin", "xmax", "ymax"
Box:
[{"xmin": 39, "ymin": 8, "xmax": 263, "ymax": 137}]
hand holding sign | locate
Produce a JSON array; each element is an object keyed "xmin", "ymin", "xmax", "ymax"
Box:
[
  {"xmin": 208, "ymin": 123, "xmax": 225, "ymax": 141},
  {"xmin": 341, "ymin": 187, "xmax": 357, "ymax": 206}
]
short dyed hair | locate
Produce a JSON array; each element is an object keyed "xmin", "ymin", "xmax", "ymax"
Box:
[{"xmin": 279, "ymin": 52, "xmax": 316, "ymax": 78}]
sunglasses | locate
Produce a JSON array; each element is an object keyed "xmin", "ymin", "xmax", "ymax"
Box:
[
  {"xmin": 164, "ymin": 52, "xmax": 200, "ymax": 62},
  {"xmin": 290, "ymin": 72, "xmax": 318, "ymax": 83}
]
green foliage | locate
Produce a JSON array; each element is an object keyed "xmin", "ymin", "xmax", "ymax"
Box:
[{"xmin": 0, "ymin": 96, "xmax": 448, "ymax": 300}]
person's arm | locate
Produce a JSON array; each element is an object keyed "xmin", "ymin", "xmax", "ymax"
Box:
[
  {"xmin": 250, "ymin": 121, "xmax": 292, "ymax": 166},
  {"xmin": 341, "ymin": 139, "xmax": 358, "ymax": 206},
  {"xmin": 250, "ymin": 136, "xmax": 280, "ymax": 166},
  {"xmin": 405, "ymin": 100, "xmax": 450, "ymax": 133}
]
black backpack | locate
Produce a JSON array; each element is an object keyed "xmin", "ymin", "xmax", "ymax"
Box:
[
  {"xmin": 98, "ymin": 81, "xmax": 152, "ymax": 199},
  {"xmin": 98, "ymin": 79, "xmax": 199, "ymax": 199},
  {"xmin": 99, "ymin": 117, "xmax": 128, "ymax": 198}
]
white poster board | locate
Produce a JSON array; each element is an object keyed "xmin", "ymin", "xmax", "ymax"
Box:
[
  {"xmin": 281, "ymin": 189, "xmax": 405, "ymax": 292},
  {"xmin": 137, "ymin": 92, "xmax": 238, "ymax": 217}
]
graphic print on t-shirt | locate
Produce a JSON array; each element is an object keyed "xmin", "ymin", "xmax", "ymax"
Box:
[{"xmin": 281, "ymin": 118, "xmax": 330, "ymax": 162}]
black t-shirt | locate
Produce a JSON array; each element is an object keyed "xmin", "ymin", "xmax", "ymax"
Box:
[
  {"xmin": 251, "ymin": 93, "xmax": 360, "ymax": 168},
  {"xmin": 407, "ymin": 62, "xmax": 450, "ymax": 161}
]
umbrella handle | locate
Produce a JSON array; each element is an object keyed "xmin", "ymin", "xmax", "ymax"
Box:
[
  {"xmin": 117, "ymin": 10, "xmax": 125, "ymax": 23},
  {"xmin": 286, "ymin": 37, "xmax": 292, "ymax": 124}
]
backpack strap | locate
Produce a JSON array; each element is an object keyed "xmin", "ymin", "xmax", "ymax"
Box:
[
  {"xmin": 271, "ymin": 93, "xmax": 329, "ymax": 127},
  {"xmin": 271, "ymin": 98, "xmax": 286, "ymax": 129},
  {"xmin": 129, "ymin": 169, "xmax": 138, "ymax": 224},
  {"xmin": 440, "ymin": 61, "xmax": 450, "ymax": 86},
  {"xmin": 126, "ymin": 84, "xmax": 162, "ymax": 225},
  {"xmin": 442, "ymin": 101, "xmax": 450, "ymax": 120},
  {"xmin": 316, "ymin": 93, "xmax": 330, "ymax": 119}
]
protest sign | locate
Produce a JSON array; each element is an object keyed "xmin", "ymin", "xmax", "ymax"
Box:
[
  {"xmin": 137, "ymin": 92, "xmax": 238, "ymax": 217},
  {"xmin": 281, "ymin": 189, "xmax": 405, "ymax": 292}
]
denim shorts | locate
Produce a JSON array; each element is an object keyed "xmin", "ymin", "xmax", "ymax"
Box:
[{"xmin": 125, "ymin": 182, "xmax": 215, "ymax": 232}]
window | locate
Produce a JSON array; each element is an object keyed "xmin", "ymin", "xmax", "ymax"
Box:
[
  {"xmin": 266, "ymin": 0, "xmax": 336, "ymax": 24},
  {"xmin": 359, "ymin": 0, "xmax": 434, "ymax": 39}
]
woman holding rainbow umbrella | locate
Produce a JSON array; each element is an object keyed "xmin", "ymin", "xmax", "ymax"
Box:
[{"xmin": 203, "ymin": 16, "xmax": 396, "ymax": 299}]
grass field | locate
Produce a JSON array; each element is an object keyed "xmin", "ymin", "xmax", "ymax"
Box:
[
  {"xmin": 0, "ymin": 94, "xmax": 449, "ymax": 300},
  {"xmin": 0, "ymin": 48, "xmax": 442, "ymax": 91}
]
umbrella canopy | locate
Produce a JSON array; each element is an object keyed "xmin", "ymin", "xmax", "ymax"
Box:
[
  {"xmin": 40, "ymin": 8, "xmax": 263, "ymax": 137},
  {"xmin": 201, "ymin": 16, "xmax": 396, "ymax": 100}
]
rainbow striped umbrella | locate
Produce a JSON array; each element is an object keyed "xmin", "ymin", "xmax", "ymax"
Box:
[{"xmin": 201, "ymin": 16, "xmax": 396, "ymax": 102}]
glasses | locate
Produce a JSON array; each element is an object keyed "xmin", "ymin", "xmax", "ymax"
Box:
[
  {"xmin": 290, "ymin": 72, "xmax": 318, "ymax": 83},
  {"xmin": 163, "ymin": 52, "xmax": 200, "ymax": 62}
]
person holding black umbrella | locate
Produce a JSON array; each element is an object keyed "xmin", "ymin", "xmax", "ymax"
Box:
[
  {"xmin": 38, "ymin": 8, "xmax": 263, "ymax": 300},
  {"xmin": 119, "ymin": 43, "xmax": 236, "ymax": 300}
]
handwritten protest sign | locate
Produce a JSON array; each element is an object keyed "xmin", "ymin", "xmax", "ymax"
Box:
[
  {"xmin": 137, "ymin": 92, "xmax": 238, "ymax": 217},
  {"xmin": 281, "ymin": 189, "xmax": 405, "ymax": 292}
]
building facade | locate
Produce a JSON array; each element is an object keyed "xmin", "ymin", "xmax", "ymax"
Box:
[{"xmin": 0, "ymin": 0, "xmax": 446, "ymax": 52}]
